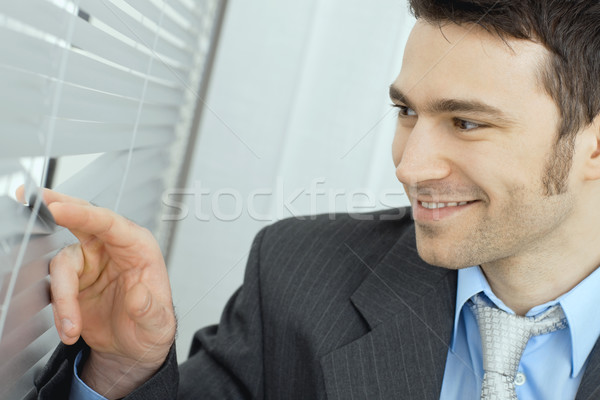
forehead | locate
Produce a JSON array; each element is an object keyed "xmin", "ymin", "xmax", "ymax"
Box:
[{"xmin": 394, "ymin": 21, "xmax": 550, "ymax": 110}]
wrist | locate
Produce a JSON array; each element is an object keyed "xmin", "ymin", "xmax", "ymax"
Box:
[{"xmin": 80, "ymin": 350, "xmax": 166, "ymax": 399}]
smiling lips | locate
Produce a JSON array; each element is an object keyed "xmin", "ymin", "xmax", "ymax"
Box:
[
  {"xmin": 419, "ymin": 200, "xmax": 476, "ymax": 209},
  {"xmin": 413, "ymin": 199, "xmax": 479, "ymax": 222}
]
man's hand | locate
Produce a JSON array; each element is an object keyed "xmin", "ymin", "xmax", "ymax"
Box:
[{"xmin": 18, "ymin": 187, "xmax": 176, "ymax": 399}]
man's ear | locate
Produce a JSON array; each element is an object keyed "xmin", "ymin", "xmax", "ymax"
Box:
[{"xmin": 583, "ymin": 115, "xmax": 600, "ymax": 181}]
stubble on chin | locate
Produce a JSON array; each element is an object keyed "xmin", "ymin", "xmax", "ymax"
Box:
[
  {"xmin": 413, "ymin": 184, "xmax": 575, "ymax": 272},
  {"xmin": 413, "ymin": 223, "xmax": 477, "ymax": 269},
  {"xmin": 412, "ymin": 193, "xmax": 517, "ymax": 270}
]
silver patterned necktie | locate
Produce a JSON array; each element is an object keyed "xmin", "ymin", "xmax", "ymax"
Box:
[{"xmin": 468, "ymin": 294, "xmax": 568, "ymax": 400}]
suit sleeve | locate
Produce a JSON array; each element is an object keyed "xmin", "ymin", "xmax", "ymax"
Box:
[
  {"xmin": 33, "ymin": 226, "xmax": 268, "ymax": 400},
  {"xmin": 177, "ymin": 226, "xmax": 266, "ymax": 399}
]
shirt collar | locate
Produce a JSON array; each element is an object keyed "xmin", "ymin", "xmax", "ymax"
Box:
[
  {"xmin": 556, "ymin": 265, "xmax": 600, "ymax": 377},
  {"xmin": 453, "ymin": 265, "xmax": 600, "ymax": 378},
  {"xmin": 451, "ymin": 265, "xmax": 491, "ymax": 350}
]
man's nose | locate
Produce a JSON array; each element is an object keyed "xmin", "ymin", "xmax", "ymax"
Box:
[{"xmin": 395, "ymin": 123, "xmax": 452, "ymax": 187}]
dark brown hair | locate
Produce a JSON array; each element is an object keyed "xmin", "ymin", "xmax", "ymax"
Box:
[{"xmin": 409, "ymin": 0, "xmax": 600, "ymax": 194}]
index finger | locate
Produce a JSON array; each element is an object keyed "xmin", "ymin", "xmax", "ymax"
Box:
[
  {"xmin": 48, "ymin": 201, "xmax": 143, "ymax": 247},
  {"xmin": 16, "ymin": 186, "xmax": 89, "ymax": 207}
]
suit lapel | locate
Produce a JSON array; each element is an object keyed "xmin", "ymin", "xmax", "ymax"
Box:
[
  {"xmin": 576, "ymin": 338, "xmax": 600, "ymax": 400},
  {"xmin": 320, "ymin": 227, "xmax": 457, "ymax": 400}
]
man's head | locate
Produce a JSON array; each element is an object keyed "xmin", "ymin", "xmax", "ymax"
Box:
[
  {"xmin": 408, "ymin": 0, "xmax": 600, "ymax": 195},
  {"xmin": 390, "ymin": 2, "xmax": 600, "ymax": 270}
]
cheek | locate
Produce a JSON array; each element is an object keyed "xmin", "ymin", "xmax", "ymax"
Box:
[{"xmin": 391, "ymin": 129, "xmax": 407, "ymax": 167}]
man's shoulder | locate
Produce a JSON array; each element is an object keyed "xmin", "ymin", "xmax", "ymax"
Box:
[
  {"xmin": 255, "ymin": 207, "xmax": 416, "ymax": 278},
  {"xmin": 249, "ymin": 207, "xmax": 426, "ymax": 357},
  {"xmin": 264, "ymin": 207, "xmax": 414, "ymax": 245}
]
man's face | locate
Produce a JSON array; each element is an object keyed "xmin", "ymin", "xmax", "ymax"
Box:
[{"xmin": 391, "ymin": 21, "xmax": 581, "ymax": 269}]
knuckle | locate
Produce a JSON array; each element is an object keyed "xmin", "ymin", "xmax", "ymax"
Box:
[
  {"xmin": 49, "ymin": 252, "xmax": 66, "ymax": 274},
  {"xmin": 51, "ymin": 295, "xmax": 73, "ymax": 309},
  {"xmin": 50, "ymin": 244, "xmax": 82, "ymax": 274}
]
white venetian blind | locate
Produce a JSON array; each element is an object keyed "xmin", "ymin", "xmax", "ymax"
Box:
[{"xmin": 0, "ymin": 0, "xmax": 227, "ymax": 398}]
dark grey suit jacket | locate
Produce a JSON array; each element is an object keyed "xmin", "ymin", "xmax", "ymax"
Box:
[{"xmin": 33, "ymin": 208, "xmax": 600, "ymax": 399}]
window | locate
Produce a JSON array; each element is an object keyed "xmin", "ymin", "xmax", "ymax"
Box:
[{"xmin": 0, "ymin": 0, "xmax": 226, "ymax": 397}]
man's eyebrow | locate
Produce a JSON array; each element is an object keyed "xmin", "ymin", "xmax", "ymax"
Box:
[
  {"xmin": 388, "ymin": 85, "xmax": 517, "ymax": 125},
  {"xmin": 389, "ymin": 86, "xmax": 414, "ymax": 108}
]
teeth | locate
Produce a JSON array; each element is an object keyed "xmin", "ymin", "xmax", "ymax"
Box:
[{"xmin": 421, "ymin": 201, "xmax": 471, "ymax": 209}]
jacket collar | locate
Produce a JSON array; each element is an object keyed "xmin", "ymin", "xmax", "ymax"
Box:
[{"xmin": 320, "ymin": 225, "xmax": 457, "ymax": 400}]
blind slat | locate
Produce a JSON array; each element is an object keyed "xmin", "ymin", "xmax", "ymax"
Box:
[
  {"xmin": 3, "ymin": 351, "xmax": 52, "ymax": 400},
  {"xmin": 124, "ymin": 0, "xmax": 198, "ymax": 42},
  {"xmin": 0, "ymin": 27, "xmax": 57, "ymax": 77},
  {"xmin": 0, "ymin": 305, "xmax": 53, "ymax": 364},
  {"xmin": 0, "ymin": 160, "xmax": 23, "ymax": 175},
  {"xmin": 2, "ymin": 1, "xmax": 190, "ymax": 80},
  {"xmin": 78, "ymin": 0, "xmax": 194, "ymax": 64},
  {"xmin": 0, "ymin": 29, "xmax": 186, "ymax": 104},
  {"xmin": 164, "ymin": 0, "xmax": 205, "ymax": 26},
  {"xmin": 63, "ymin": 51, "xmax": 186, "ymax": 104},
  {"xmin": 56, "ymin": 148, "xmax": 170, "ymax": 203},
  {"xmin": 0, "ymin": 196, "xmax": 55, "ymax": 240},
  {"xmin": 0, "ymin": 328, "xmax": 57, "ymax": 399},
  {"xmin": 2, "ymin": 230, "xmax": 75, "ymax": 279},
  {"xmin": 0, "ymin": 120, "xmax": 174, "ymax": 157},
  {"xmin": 57, "ymin": 148, "xmax": 171, "ymax": 229},
  {"xmin": 72, "ymin": 15, "xmax": 189, "ymax": 81},
  {"xmin": 0, "ymin": 69, "xmax": 180, "ymax": 126},
  {"xmin": 57, "ymin": 84, "xmax": 181, "ymax": 124},
  {"xmin": 11, "ymin": 257, "xmax": 50, "ymax": 299},
  {"xmin": 2, "ymin": 0, "xmax": 72, "ymax": 45},
  {"xmin": 2, "ymin": 278, "xmax": 50, "ymax": 337}
]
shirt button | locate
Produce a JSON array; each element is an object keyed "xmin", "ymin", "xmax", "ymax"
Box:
[{"xmin": 514, "ymin": 372, "xmax": 526, "ymax": 386}]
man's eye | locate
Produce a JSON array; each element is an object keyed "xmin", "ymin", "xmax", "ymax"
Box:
[
  {"xmin": 392, "ymin": 104, "xmax": 417, "ymax": 117},
  {"xmin": 454, "ymin": 118, "xmax": 481, "ymax": 131}
]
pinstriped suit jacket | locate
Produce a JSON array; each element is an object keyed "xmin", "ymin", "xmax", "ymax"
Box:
[{"xmin": 34, "ymin": 208, "xmax": 600, "ymax": 399}]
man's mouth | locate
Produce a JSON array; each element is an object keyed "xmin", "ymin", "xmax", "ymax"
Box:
[{"xmin": 419, "ymin": 200, "xmax": 477, "ymax": 209}]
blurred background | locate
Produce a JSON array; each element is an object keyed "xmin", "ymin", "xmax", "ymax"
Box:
[{"xmin": 0, "ymin": 1, "xmax": 414, "ymax": 397}]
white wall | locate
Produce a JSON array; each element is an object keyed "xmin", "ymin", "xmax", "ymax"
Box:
[{"xmin": 168, "ymin": 0, "xmax": 415, "ymax": 361}]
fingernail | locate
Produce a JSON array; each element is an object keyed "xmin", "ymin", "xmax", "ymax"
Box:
[{"xmin": 61, "ymin": 318, "xmax": 74, "ymax": 337}]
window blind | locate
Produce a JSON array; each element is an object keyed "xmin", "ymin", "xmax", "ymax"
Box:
[{"xmin": 0, "ymin": 0, "xmax": 227, "ymax": 398}]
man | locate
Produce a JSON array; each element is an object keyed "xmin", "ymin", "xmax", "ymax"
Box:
[{"xmin": 32, "ymin": 0, "xmax": 600, "ymax": 399}]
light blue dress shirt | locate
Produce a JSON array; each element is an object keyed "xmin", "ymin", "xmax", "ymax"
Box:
[
  {"xmin": 70, "ymin": 351, "xmax": 107, "ymax": 400},
  {"xmin": 72, "ymin": 264, "xmax": 600, "ymax": 399},
  {"xmin": 440, "ymin": 265, "xmax": 600, "ymax": 400}
]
